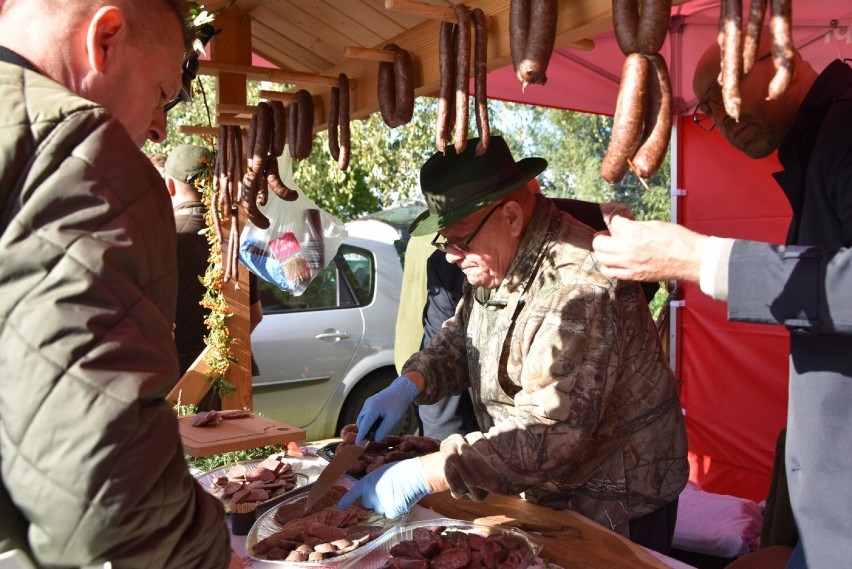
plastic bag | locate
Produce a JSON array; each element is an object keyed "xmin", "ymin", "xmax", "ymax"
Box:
[{"xmin": 239, "ymin": 151, "xmax": 346, "ymax": 295}]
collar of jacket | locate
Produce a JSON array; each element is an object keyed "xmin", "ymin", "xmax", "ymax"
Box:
[{"xmin": 0, "ymin": 46, "xmax": 39, "ymax": 73}]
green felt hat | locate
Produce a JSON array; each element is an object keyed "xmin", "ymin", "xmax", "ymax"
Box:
[
  {"xmin": 164, "ymin": 144, "xmax": 213, "ymax": 184},
  {"xmin": 409, "ymin": 136, "xmax": 547, "ymax": 237}
]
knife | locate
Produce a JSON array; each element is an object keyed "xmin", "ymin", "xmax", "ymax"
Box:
[{"xmin": 303, "ymin": 416, "xmax": 382, "ymax": 512}]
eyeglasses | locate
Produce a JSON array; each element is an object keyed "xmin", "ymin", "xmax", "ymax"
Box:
[
  {"xmin": 432, "ymin": 201, "xmax": 505, "ymax": 253},
  {"xmin": 691, "ymin": 83, "xmax": 722, "ymax": 132},
  {"xmin": 691, "ymin": 52, "xmax": 773, "ymax": 132}
]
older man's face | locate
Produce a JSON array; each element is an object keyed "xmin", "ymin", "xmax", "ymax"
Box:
[{"xmin": 441, "ymin": 201, "xmax": 517, "ymax": 289}]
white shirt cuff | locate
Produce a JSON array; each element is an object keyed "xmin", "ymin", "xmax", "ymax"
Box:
[{"xmin": 699, "ymin": 237, "xmax": 735, "ymax": 301}]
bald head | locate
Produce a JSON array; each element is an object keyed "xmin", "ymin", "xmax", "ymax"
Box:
[
  {"xmin": 0, "ymin": 0, "xmax": 194, "ymax": 146},
  {"xmin": 692, "ymin": 29, "xmax": 818, "ymax": 158}
]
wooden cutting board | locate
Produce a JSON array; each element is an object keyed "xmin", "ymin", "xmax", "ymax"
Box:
[
  {"xmin": 179, "ymin": 413, "xmax": 305, "ymax": 457},
  {"xmin": 419, "ymin": 492, "xmax": 670, "ymax": 569}
]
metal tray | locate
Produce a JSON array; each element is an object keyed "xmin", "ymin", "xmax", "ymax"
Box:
[
  {"xmin": 245, "ymin": 481, "xmax": 404, "ymax": 567},
  {"xmin": 195, "ymin": 453, "xmax": 325, "ymax": 513}
]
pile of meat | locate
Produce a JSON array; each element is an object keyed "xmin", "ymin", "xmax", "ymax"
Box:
[
  {"xmin": 251, "ymin": 485, "xmax": 384, "ymax": 562},
  {"xmin": 382, "ymin": 525, "xmax": 531, "ymax": 569},
  {"xmin": 336, "ymin": 424, "xmax": 441, "ymax": 477},
  {"xmin": 210, "ymin": 454, "xmax": 301, "ymax": 505}
]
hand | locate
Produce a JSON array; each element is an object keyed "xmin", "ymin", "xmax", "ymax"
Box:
[
  {"xmin": 355, "ymin": 376, "xmax": 419, "ymax": 444},
  {"xmin": 338, "ymin": 458, "xmax": 430, "ymax": 519},
  {"xmin": 591, "ymin": 215, "xmax": 708, "ymax": 284}
]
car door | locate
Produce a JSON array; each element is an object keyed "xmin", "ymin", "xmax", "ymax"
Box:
[{"xmin": 250, "ymin": 249, "xmax": 366, "ymax": 429}]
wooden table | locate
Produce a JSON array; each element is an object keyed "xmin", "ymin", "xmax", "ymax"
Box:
[{"xmin": 419, "ymin": 492, "xmax": 671, "ymax": 569}]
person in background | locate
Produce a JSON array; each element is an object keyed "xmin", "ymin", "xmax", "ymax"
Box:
[
  {"xmin": 591, "ymin": 37, "xmax": 852, "ymax": 569},
  {"xmin": 164, "ymin": 144, "xmax": 263, "ymax": 380},
  {"xmin": 341, "ymin": 137, "xmax": 687, "ymax": 553},
  {"xmin": 148, "ymin": 151, "xmax": 167, "ymax": 175},
  {"xmin": 0, "ymin": 1, "xmax": 238, "ymax": 567},
  {"xmin": 395, "ymin": 235, "xmax": 475, "ymax": 440}
]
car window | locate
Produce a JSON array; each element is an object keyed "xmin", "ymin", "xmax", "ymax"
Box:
[
  {"xmin": 339, "ymin": 245, "xmax": 374, "ymax": 306},
  {"xmin": 256, "ymin": 244, "xmax": 376, "ymax": 314},
  {"xmin": 257, "ymin": 263, "xmax": 339, "ymax": 314}
]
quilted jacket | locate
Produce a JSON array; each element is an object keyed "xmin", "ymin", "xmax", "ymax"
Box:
[{"xmin": 0, "ymin": 57, "xmax": 230, "ymax": 567}]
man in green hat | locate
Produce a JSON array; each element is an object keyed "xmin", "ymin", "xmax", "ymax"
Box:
[{"xmin": 341, "ymin": 136, "xmax": 688, "ymax": 553}]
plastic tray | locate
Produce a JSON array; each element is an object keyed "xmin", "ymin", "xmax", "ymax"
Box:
[
  {"xmin": 338, "ymin": 517, "xmax": 543, "ymax": 569},
  {"xmin": 245, "ymin": 481, "xmax": 405, "ymax": 567},
  {"xmin": 195, "ymin": 453, "xmax": 324, "ymax": 513}
]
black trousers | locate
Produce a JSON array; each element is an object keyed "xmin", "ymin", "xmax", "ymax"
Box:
[{"xmin": 628, "ymin": 498, "xmax": 679, "ymax": 555}]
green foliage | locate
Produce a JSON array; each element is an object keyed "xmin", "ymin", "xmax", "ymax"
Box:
[{"xmin": 185, "ymin": 445, "xmax": 285, "ymax": 473}]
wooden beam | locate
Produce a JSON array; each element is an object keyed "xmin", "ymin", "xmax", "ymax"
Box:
[
  {"xmin": 258, "ymin": 90, "xmax": 299, "ymax": 103},
  {"xmin": 199, "ymin": 60, "xmax": 348, "ymax": 89},
  {"xmin": 218, "ymin": 103, "xmax": 257, "ymax": 116}
]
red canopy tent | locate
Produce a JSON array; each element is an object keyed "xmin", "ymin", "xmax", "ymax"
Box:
[
  {"xmin": 482, "ymin": 0, "xmax": 852, "ymax": 502},
  {"xmin": 240, "ymin": 0, "xmax": 852, "ymax": 503}
]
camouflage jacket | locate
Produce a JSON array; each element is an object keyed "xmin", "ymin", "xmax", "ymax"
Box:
[{"xmin": 402, "ymin": 196, "xmax": 688, "ymax": 537}]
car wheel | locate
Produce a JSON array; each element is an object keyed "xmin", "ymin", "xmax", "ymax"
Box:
[{"xmin": 337, "ymin": 369, "xmax": 420, "ymax": 437}]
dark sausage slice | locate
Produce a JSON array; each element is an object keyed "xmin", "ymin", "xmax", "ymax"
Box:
[
  {"xmin": 337, "ymin": 72, "xmax": 351, "ymax": 171},
  {"xmin": 436, "ymin": 21, "xmax": 456, "ymax": 153},
  {"xmin": 743, "ymin": 0, "xmax": 768, "ymax": 74},
  {"xmin": 472, "ymin": 7, "xmax": 490, "ymax": 157},
  {"xmin": 601, "ymin": 53, "xmax": 650, "ymax": 184},
  {"xmin": 637, "ymin": 0, "xmax": 672, "ymax": 54},
  {"xmin": 453, "ymin": 3, "xmax": 471, "ymax": 154},
  {"xmin": 632, "ymin": 54, "xmax": 672, "ymax": 179},
  {"xmin": 517, "ymin": 0, "xmax": 557, "ymax": 87},
  {"xmin": 767, "ymin": 0, "xmax": 793, "ymax": 100}
]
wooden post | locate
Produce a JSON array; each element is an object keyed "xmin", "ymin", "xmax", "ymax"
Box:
[{"xmin": 211, "ymin": 9, "xmax": 253, "ymax": 411}]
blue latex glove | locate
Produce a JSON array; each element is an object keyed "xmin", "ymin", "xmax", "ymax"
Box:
[
  {"xmin": 356, "ymin": 376, "xmax": 418, "ymax": 444},
  {"xmin": 338, "ymin": 457, "xmax": 430, "ymax": 519}
]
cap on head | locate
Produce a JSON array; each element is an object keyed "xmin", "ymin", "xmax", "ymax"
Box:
[
  {"xmin": 409, "ymin": 136, "xmax": 547, "ymax": 237},
  {"xmin": 164, "ymin": 144, "xmax": 213, "ymax": 184}
]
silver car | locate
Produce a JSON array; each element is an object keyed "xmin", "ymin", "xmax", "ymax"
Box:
[{"xmin": 251, "ymin": 219, "xmax": 418, "ymax": 441}]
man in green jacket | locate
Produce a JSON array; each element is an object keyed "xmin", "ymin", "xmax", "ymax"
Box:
[{"xmin": 0, "ymin": 1, "xmax": 238, "ymax": 567}]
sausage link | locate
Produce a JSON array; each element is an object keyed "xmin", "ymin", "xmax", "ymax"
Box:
[
  {"xmin": 743, "ymin": 0, "xmax": 768, "ymax": 74},
  {"xmin": 471, "ymin": 7, "xmax": 490, "ymax": 157},
  {"xmin": 631, "ymin": 54, "xmax": 672, "ymax": 179},
  {"xmin": 245, "ymin": 113, "xmax": 258, "ymax": 169},
  {"xmin": 517, "ymin": 0, "xmax": 557, "ymax": 87},
  {"xmin": 718, "ymin": 0, "xmax": 742, "ymax": 121},
  {"xmin": 287, "ymin": 100, "xmax": 299, "ymax": 159},
  {"xmin": 295, "ymin": 89, "xmax": 313, "ymax": 160},
  {"xmin": 252, "ymin": 101, "xmax": 272, "ymax": 172},
  {"xmin": 337, "ymin": 72, "xmax": 351, "ymax": 171},
  {"xmin": 269, "ymin": 100, "xmax": 287, "ymax": 158},
  {"xmin": 611, "ymin": 0, "xmax": 639, "ymax": 55},
  {"xmin": 509, "ymin": 0, "xmax": 530, "ymax": 75},
  {"xmin": 436, "ymin": 21, "xmax": 456, "ymax": 153},
  {"xmin": 327, "ymin": 85, "xmax": 340, "ymax": 162},
  {"xmin": 636, "ymin": 0, "xmax": 671, "ymax": 54},
  {"xmin": 453, "ymin": 3, "xmax": 471, "ymax": 154},
  {"xmin": 255, "ymin": 168, "xmax": 268, "ymax": 207},
  {"xmin": 394, "ymin": 49, "xmax": 415, "ymax": 126},
  {"xmin": 377, "ymin": 44, "xmax": 401, "ymax": 128},
  {"xmin": 767, "ymin": 0, "xmax": 793, "ymax": 100},
  {"xmin": 266, "ymin": 154, "xmax": 298, "ymax": 201},
  {"xmin": 240, "ymin": 171, "xmax": 270, "ymax": 229},
  {"xmin": 601, "ymin": 53, "xmax": 650, "ymax": 184}
]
